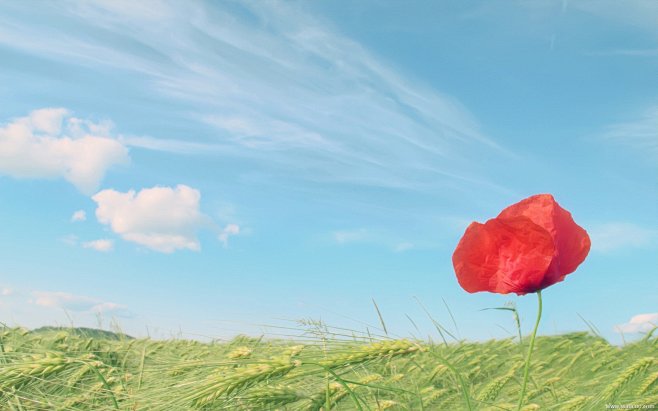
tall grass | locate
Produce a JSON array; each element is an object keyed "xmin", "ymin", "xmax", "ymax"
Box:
[{"xmin": 0, "ymin": 325, "xmax": 655, "ymax": 410}]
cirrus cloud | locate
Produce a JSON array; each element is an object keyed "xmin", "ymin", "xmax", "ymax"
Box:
[
  {"xmin": 589, "ymin": 222, "xmax": 657, "ymax": 252},
  {"xmin": 333, "ymin": 229, "xmax": 369, "ymax": 244},
  {"xmin": 601, "ymin": 106, "xmax": 658, "ymax": 161},
  {"xmin": 0, "ymin": 108, "xmax": 129, "ymax": 194},
  {"xmin": 92, "ymin": 184, "xmax": 213, "ymax": 253}
]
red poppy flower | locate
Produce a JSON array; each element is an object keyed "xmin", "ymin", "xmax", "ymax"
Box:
[{"xmin": 452, "ymin": 194, "xmax": 590, "ymax": 295}]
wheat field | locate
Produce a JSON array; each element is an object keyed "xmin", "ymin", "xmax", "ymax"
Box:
[{"xmin": 0, "ymin": 325, "xmax": 656, "ymax": 410}]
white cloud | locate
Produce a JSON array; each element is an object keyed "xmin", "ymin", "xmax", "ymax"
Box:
[
  {"xmin": 615, "ymin": 313, "xmax": 658, "ymax": 334},
  {"xmin": 601, "ymin": 106, "xmax": 658, "ymax": 160},
  {"xmin": 32, "ymin": 291, "xmax": 95, "ymax": 310},
  {"xmin": 31, "ymin": 291, "xmax": 131, "ymax": 317},
  {"xmin": 0, "ymin": 108, "xmax": 129, "ymax": 194},
  {"xmin": 589, "ymin": 222, "xmax": 657, "ymax": 252},
  {"xmin": 71, "ymin": 210, "xmax": 87, "ymax": 222},
  {"xmin": 218, "ymin": 223, "xmax": 240, "ymax": 247},
  {"xmin": 82, "ymin": 239, "xmax": 114, "ymax": 252},
  {"xmin": 92, "ymin": 184, "xmax": 210, "ymax": 253}
]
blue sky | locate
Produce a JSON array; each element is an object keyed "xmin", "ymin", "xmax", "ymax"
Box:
[{"xmin": 0, "ymin": 0, "xmax": 656, "ymax": 344}]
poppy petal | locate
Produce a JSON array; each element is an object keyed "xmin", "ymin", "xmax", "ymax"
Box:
[
  {"xmin": 497, "ymin": 194, "xmax": 591, "ymax": 288},
  {"xmin": 452, "ymin": 216, "xmax": 555, "ymax": 295}
]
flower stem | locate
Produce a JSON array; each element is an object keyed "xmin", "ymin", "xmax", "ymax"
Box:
[{"xmin": 516, "ymin": 290, "xmax": 542, "ymax": 411}]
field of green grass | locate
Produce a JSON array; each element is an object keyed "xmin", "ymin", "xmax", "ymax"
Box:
[{"xmin": 0, "ymin": 325, "xmax": 656, "ymax": 410}]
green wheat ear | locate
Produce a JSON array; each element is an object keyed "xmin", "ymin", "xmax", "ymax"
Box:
[
  {"xmin": 476, "ymin": 371, "xmax": 513, "ymax": 402},
  {"xmin": 602, "ymin": 357, "xmax": 655, "ymax": 400},
  {"xmin": 420, "ymin": 386, "xmax": 450, "ymax": 404},
  {"xmin": 1, "ymin": 323, "xmax": 657, "ymax": 410},
  {"xmin": 637, "ymin": 370, "xmax": 658, "ymax": 395},
  {"xmin": 185, "ymin": 360, "xmax": 300, "ymax": 407},
  {"xmin": 241, "ymin": 385, "xmax": 303, "ymax": 408},
  {"xmin": 559, "ymin": 395, "xmax": 592, "ymax": 411}
]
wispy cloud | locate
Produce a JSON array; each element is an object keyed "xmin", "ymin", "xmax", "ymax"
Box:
[
  {"xmin": 615, "ymin": 313, "xmax": 658, "ymax": 334},
  {"xmin": 117, "ymin": 136, "xmax": 239, "ymax": 156},
  {"xmin": 333, "ymin": 229, "xmax": 369, "ymax": 245},
  {"xmin": 60, "ymin": 234, "xmax": 79, "ymax": 246},
  {"xmin": 393, "ymin": 242, "xmax": 415, "ymax": 252},
  {"xmin": 587, "ymin": 48, "xmax": 658, "ymax": 57},
  {"xmin": 0, "ymin": 1, "xmax": 510, "ymax": 195},
  {"xmin": 60, "ymin": 234, "xmax": 115, "ymax": 252},
  {"xmin": 589, "ymin": 222, "xmax": 657, "ymax": 252},
  {"xmin": 218, "ymin": 224, "xmax": 240, "ymax": 247},
  {"xmin": 331, "ymin": 228, "xmax": 431, "ymax": 252},
  {"xmin": 30, "ymin": 291, "xmax": 132, "ymax": 318},
  {"xmin": 0, "ymin": 286, "xmax": 15, "ymax": 308},
  {"xmin": 600, "ymin": 106, "xmax": 658, "ymax": 160},
  {"xmin": 82, "ymin": 239, "xmax": 114, "ymax": 252},
  {"xmin": 569, "ymin": 0, "xmax": 658, "ymax": 33}
]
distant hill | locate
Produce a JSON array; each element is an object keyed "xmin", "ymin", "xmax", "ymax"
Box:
[{"xmin": 30, "ymin": 326, "xmax": 134, "ymax": 340}]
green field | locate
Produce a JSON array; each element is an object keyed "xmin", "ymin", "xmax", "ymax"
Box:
[{"xmin": 0, "ymin": 326, "xmax": 656, "ymax": 410}]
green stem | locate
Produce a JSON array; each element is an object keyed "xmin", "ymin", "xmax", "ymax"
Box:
[
  {"xmin": 81, "ymin": 361, "xmax": 120, "ymax": 410},
  {"xmin": 516, "ymin": 290, "xmax": 542, "ymax": 411}
]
